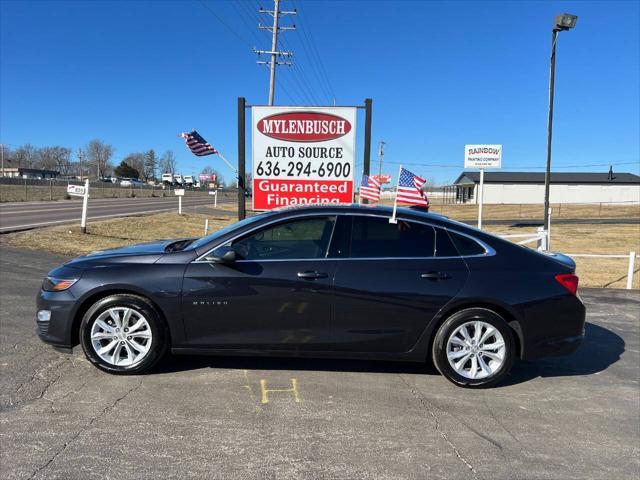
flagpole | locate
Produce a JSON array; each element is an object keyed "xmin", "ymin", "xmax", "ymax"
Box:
[
  {"xmin": 389, "ymin": 165, "xmax": 402, "ymax": 224},
  {"xmin": 216, "ymin": 152, "xmax": 238, "ymax": 174}
]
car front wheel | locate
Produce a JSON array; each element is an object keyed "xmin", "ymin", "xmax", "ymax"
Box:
[
  {"xmin": 80, "ymin": 294, "xmax": 168, "ymax": 374},
  {"xmin": 432, "ymin": 308, "xmax": 515, "ymax": 388}
]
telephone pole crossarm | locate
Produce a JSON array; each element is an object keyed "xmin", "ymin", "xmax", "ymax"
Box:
[{"xmin": 255, "ymin": 0, "xmax": 297, "ymax": 105}]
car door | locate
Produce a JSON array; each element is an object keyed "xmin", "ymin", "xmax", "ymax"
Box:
[
  {"xmin": 181, "ymin": 215, "xmax": 337, "ymax": 351},
  {"xmin": 330, "ymin": 215, "xmax": 468, "ymax": 353}
]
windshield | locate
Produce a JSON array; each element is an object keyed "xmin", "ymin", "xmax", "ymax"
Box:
[{"xmin": 186, "ymin": 213, "xmax": 270, "ymax": 250}]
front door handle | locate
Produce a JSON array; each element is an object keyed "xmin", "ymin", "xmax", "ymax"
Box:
[
  {"xmin": 297, "ymin": 271, "xmax": 328, "ymax": 280},
  {"xmin": 420, "ymin": 271, "xmax": 452, "ymax": 281}
]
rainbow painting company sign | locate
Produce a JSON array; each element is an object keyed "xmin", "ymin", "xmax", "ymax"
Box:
[{"xmin": 251, "ymin": 107, "xmax": 357, "ymax": 210}]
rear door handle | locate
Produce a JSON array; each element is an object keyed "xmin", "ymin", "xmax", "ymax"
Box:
[
  {"xmin": 420, "ymin": 271, "xmax": 451, "ymax": 281},
  {"xmin": 297, "ymin": 271, "xmax": 328, "ymax": 280}
]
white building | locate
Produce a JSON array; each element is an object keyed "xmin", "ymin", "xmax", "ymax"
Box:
[{"xmin": 451, "ymin": 171, "xmax": 640, "ymax": 204}]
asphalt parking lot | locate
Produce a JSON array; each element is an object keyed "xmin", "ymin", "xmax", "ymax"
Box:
[{"xmin": 1, "ymin": 246, "xmax": 638, "ymax": 480}]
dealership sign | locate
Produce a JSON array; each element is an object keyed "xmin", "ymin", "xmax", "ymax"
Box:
[
  {"xmin": 371, "ymin": 174, "xmax": 391, "ymax": 184},
  {"xmin": 198, "ymin": 174, "xmax": 217, "ymax": 183},
  {"xmin": 252, "ymin": 107, "xmax": 357, "ymax": 210},
  {"xmin": 464, "ymin": 145, "xmax": 502, "ymax": 169}
]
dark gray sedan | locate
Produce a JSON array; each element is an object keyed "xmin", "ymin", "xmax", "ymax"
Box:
[{"xmin": 36, "ymin": 204, "xmax": 585, "ymax": 387}]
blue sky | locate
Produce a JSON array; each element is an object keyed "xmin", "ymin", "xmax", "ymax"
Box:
[{"xmin": 1, "ymin": 0, "xmax": 638, "ymax": 185}]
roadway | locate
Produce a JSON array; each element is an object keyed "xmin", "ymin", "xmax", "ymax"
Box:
[
  {"xmin": 1, "ymin": 198, "xmax": 636, "ymax": 234},
  {"xmin": 0, "ymin": 196, "xmax": 234, "ymax": 233}
]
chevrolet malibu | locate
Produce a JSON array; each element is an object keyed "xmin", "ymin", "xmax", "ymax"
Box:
[{"xmin": 36, "ymin": 204, "xmax": 585, "ymax": 388}]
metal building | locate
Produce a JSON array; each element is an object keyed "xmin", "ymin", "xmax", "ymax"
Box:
[{"xmin": 450, "ymin": 171, "xmax": 640, "ymax": 204}]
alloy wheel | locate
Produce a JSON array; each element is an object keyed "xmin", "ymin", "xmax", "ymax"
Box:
[
  {"xmin": 90, "ymin": 307, "xmax": 153, "ymax": 367},
  {"xmin": 445, "ymin": 320, "xmax": 506, "ymax": 380}
]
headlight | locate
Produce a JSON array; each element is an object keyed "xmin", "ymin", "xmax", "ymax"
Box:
[{"xmin": 43, "ymin": 277, "xmax": 78, "ymax": 292}]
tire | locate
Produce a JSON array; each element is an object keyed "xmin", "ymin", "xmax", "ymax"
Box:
[
  {"xmin": 432, "ymin": 308, "xmax": 515, "ymax": 388},
  {"xmin": 80, "ymin": 294, "xmax": 168, "ymax": 374}
]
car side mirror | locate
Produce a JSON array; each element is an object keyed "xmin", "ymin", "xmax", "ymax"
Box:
[{"xmin": 205, "ymin": 249, "xmax": 236, "ymax": 265}]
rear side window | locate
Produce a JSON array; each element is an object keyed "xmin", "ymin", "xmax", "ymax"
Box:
[
  {"xmin": 434, "ymin": 228, "xmax": 459, "ymax": 257},
  {"xmin": 350, "ymin": 216, "xmax": 435, "ymax": 258},
  {"xmin": 448, "ymin": 230, "xmax": 487, "ymax": 256}
]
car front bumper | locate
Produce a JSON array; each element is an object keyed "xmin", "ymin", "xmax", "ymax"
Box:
[{"xmin": 36, "ymin": 289, "xmax": 77, "ymax": 351}]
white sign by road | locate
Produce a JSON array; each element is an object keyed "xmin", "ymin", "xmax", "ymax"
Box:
[
  {"xmin": 174, "ymin": 189, "xmax": 185, "ymax": 196},
  {"xmin": 464, "ymin": 145, "xmax": 502, "ymax": 169},
  {"xmin": 252, "ymin": 106, "xmax": 357, "ymax": 210},
  {"xmin": 67, "ymin": 184, "xmax": 86, "ymax": 196}
]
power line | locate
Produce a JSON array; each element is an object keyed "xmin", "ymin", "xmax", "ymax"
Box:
[
  {"xmin": 229, "ymin": 1, "xmax": 263, "ymax": 46},
  {"xmin": 284, "ymin": 4, "xmax": 330, "ymax": 103},
  {"xmin": 292, "ymin": 0, "xmax": 336, "ymax": 102},
  {"xmin": 278, "ymin": 35, "xmax": 322, "ymax": 104},
  {"xmin": 380, "ymin": 160, "xmax": 640, "ymax": 170},
  {"xmin": 197, "ymin": 0, "xmax": 253, "ymax": 48}
]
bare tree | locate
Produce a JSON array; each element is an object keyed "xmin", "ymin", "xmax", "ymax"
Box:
[
  {"xmin": 85, "ymin": 139, "xmax": 114, "ymax": 179},
  {"xmin": 35, "ymin": 146, "xmax": 71, "ymax": 174},
  {"xmin": 13, "ymin": 144, "xmax": 38, "ymax": 169},
  {"xmin": 35, "ymin": 147, "xmax": 54, "ymax": 171},
  {"xmin": 159, "ymin": 150, "xmax": 177, "ymax": 175}
]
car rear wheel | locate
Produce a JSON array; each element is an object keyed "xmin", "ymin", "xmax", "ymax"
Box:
[
  {"xmin": 80, "ymin": 294, "xmax": 168, "ymax": 374},
  {"xmin": 432, "ymin": 308, "xmax": 515, "ymax": 388}
]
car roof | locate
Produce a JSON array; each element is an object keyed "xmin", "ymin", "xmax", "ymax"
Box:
[{"xmin": 262, "ymin": 203, "xmax": 450, "ymax": 222}]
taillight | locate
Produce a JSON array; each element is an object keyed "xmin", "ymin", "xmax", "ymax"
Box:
[{"xmin": 555, "ymin": 273, "xmax": 579, "ymax": 295}]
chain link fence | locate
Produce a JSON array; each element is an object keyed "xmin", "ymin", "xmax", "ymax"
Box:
[{"xmin": 0, "ymin": 178, "xmax": 222, "ymax": 202}]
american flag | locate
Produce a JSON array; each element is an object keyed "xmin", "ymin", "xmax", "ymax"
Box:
[
  {"xmin": 181, "ymin": 130, "xmax": 218, "ymax": 156},
  {"xmin": 359, "ymin": 174, "xmax": 381, "ymax": 202},
  {"xmin": 396, "ymin": 167, "xmax": 429, "ymax": 206}
]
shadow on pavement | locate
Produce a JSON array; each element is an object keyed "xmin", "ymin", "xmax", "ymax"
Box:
[
  {"xmin": 154, "ymin": 322, "xmax": 624, "ymax": 386},
  {"xmin": 156, "ymin": 353, "xmax": 436, "ymax": 376},
  {"xmin": 503, "ymin": 322, "xmax": 625, "ymax": 386}
]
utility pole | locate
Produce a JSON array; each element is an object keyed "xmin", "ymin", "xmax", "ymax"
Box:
[
  {"xmin": 256, "ymin": 0, "xmax": 296, "ymax": 105},
  {"xmin": 78, "ymin": 148, "xmax": 84, "ymax": 180},
  {"xmin": 378, "ymin": 140, "xmax": 385, "ymax": 177},
  {"xmin": 0, "ymin": 144, "xmax": 4, "ymax": 177}
]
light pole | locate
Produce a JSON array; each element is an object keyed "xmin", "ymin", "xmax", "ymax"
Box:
[{"xmin": 544, "ymin": 13, "xmax": 578, "ymax": 237}]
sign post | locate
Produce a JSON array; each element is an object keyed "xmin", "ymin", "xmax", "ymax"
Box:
[
  {"xmin": 175, "ymin": 188, "xmax": 185, "ymax": 214},
  {"xmin": 464, "ymin": 145, "xmax": 502, "ymax": 229},
  {"xmin": 67, "ymin": 180, "xmax": 90, "ymax": 233},
  {"xmin": 251, "ymin": 106, "xmax": 357, "ymax": 210},
  {"xmin": 208, "ymin": 189, "xmax": 218, "ymax": 208}
]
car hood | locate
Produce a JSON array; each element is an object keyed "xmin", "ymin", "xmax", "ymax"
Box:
[{"xmin": 65, "ymin": 239, "xmax": 192, "ymax": 267}]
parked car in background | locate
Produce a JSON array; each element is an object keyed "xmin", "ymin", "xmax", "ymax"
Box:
[
  {"xmin": 119, "ymin": 178, "xmax": 144, "ymax": 187},
  {"xmin": 35, "ymin": 204, "xmax": 585, "ymax": 388},
  {"xmin": 161, "ymin": 173, "xmax": 174, "ymax": 185},
  {"xmin": 183, "ymin": 175, "xmax": 195, "ymax": 187},
  {"xmin": 174, "ymin": 174, "xmax": 184, "ymax": 186}
]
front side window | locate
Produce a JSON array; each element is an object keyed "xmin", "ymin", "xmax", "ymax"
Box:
[
  {"xmin": 227, "ymin": 216, "xmax": 336, "ymax": 260},
  {"xmin": 350, "ymin": 216, "xmax": 435, "ymax": 258}
]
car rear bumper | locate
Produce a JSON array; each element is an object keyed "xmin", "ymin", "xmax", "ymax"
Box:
[
  {"xmin": 527, "ymin": 332, "xmax": 584, "ymax": 358},
  {"xmin": 519, "ymin": 294, "xmax": 586, "ymax": 360}
]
